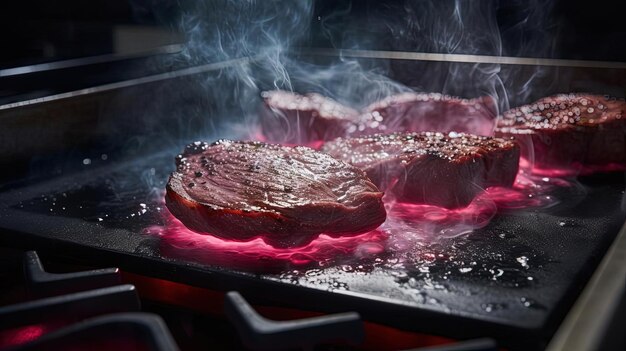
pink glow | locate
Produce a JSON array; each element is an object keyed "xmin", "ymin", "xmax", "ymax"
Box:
[
  {"xmin": 147, "ymin": 211, "xmax": 387, "ymax": 272},
  {"xmin": 486, "ymin": 170, "xmax": 567, "ymax": 209},
  {"xmin": 148, "ymin": 166, "xmax": 564, "ymax": 271},
  {"xmin": 520, "ymin": 157, "xmax": 626, "ymax": 177},
  {"xmin": 0, "ymin": 324, "xmax": 46, "ymax": 348},
  {"xmin": 149, "ymin": 144, "xmax": 594, "ymax": 271}
]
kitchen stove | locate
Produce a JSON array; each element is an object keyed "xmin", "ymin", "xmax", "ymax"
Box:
[
  {"xmin": 0, "ymin": 117, "xmax": 624, "ymax": 350},
  {"xmin": 1, "ymin": 33, "xmax": 626, "ymax": 351}
]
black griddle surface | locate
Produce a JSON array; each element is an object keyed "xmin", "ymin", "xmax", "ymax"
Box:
[{"xmin": 0, "ymin": 149, "xmax": 624, "ymax": 350}]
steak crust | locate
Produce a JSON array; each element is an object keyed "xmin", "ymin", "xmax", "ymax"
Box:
[
  {"xmin": 495, "ymin": 93, "xmax": 626, "ymax": 172},
  {"xmin": 165, "ymin": 140, "xmax": 386, "ymax": 247},
  {"xmin": 323, "ymin": 132, "xmax": 520, "ymax": 208},
  {"xmin": 259, "ymin": 90, "xmax": 359, "ymax": 147},
  {"xmin": 358, "ymin": 92, "xmax": 498, "ymax": 136}
]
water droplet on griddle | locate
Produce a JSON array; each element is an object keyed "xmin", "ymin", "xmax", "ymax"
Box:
[
  {"xmin": 82, "ymin": 158, "xmax": 91, "ymax": 165},
  {"xmin": 489, "ymin": 268, "xmax": 504, "ymax": 280},
  {"xmin": 516, "ymin": 256, "xmax": 529, "ymax": 269},
  {"xmin": 305, "ymin": 269, "xmax": 322, "ymax": 277},
  {"xmin": 427, "ymin": 297, "xmax": 441, "ymax": 305},
  {"xmin": 520, "ymin": 297, "xmax": 544, "ymax": 309},
  {"xmin": 481, "ymin": 303, "xmax": 507, "ymax": 312},
  {"xmin": 558, "ymin": 219, "xmax": 579, "ymax": 227}
]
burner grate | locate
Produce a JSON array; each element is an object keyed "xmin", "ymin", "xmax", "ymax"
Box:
[{"xmin": 0, "ymin": 250, "xmax": 501, "ymax": 350}]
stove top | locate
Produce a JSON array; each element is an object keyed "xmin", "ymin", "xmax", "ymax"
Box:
[{"xmin": 0, "ymin": 147, "xmax": 624, "ymax": 350}]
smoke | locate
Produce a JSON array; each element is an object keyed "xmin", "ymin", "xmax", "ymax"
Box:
[
  {"xmin": 131, "ymin": 1, "xmax": 573, "ymax": 245},
  {"xmin": 386, "ymin": 0, "xmax": 563, "ymax": 113},
  {"xmin": 131, "ymin": 0, "xmax": 566, "ymax": 139},
  {"xmin": 173, "ymin": 0, "xmax": 313, "ymax": 131},
  {"xmin": 132, "ymin": 1, "xmax": 417, "ymax": 129},
  {"xmin": 173, "ymin": 0, "xmax": 408, "ymax": 105}
]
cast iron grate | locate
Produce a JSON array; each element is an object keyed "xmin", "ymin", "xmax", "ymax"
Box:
[{"xmin": 0, "ymin": 250, "xmax": 498, "ymax": 350}]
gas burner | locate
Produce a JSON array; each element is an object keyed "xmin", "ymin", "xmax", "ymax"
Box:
[
  {"xmin": 0, "ymin": 251, "xmax": 171, "ymax": 350},
  {"xmin": 23, "ymin": 251, "xmax": 121, "ymax": 298},
  {"xmin": 0, "ymin": 250, "xmax": 504, "ymax": 350},
  {"xmin": 224, "ymin": 291, "xmax": 364, "ymax": 350}
]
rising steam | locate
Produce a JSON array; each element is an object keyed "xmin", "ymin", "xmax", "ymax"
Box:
[
  {"xmin": 133, "ymin": 0, "xmax": 563, "ymax": 137},
  {"xmin": 133, "ymin": 0, "xmax": 575, "ymax": 261}
]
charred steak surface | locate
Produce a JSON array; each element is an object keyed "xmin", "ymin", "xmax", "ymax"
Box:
[
  {"xmin": 323, "ymin": 132, "xmax": 519, "ymax": 208},
  {"xmin": 260, "ymin": 90, "xmax": 359, "ymax": 147},
  {"xmin": 165, "ymin": 140, "xmax": 386, "ymax": 247},
  {"xmin": 359, "ymin": 92, "xmax": 498, "ymax": 136},
  {"xmin": 495, "ymin": 94, "xmax": 626, "ymax": 171}
]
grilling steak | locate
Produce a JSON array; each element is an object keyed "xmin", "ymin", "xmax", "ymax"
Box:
[
  {"xmin": 359, "ymin": 92, "xmax": 498, "ymax": 136},
  {"xmin": 165, "ymin": 140, "xmax": 386, "ymax": 248},
  {"xmin": 260, "ymin": 90, "xmax": 359, "ymax": 148},
  {"xmin": 495, "ymin": 94, "xmax": 626, "ymax": 172},
  {"xmin": 323, "ymin": 132, "xmax": 520, "ymax": 208}
]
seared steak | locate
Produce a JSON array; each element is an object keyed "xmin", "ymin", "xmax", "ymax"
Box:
[
  {"xmin": 165, "ymin": 140, "xmax": 386, "ymax": 248},
  {"xmin": 323, "ymin": 132, "xmax": 519, "ymax": 208},
  {"xmin": 260, "ymin": 90, "xmax": 359, "ymax": 148},
  {"xmin": 495, "ymin": 94, "xmax": 626, "ymax": 172},
  {"xmin": 359, "ymin": 92, "xmax": 498, "ymax": 136}
]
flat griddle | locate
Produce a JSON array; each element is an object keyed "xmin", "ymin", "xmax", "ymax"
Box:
[{"xmin": 0, "ymin": 146, "xmax": 624, "ymax": 350}]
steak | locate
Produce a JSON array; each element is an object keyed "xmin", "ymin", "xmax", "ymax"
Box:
[
  {"xmin": 165, "ymin": 140, "xmax": 386, "ymax": 248},
  {"xmin": 259, "ymin": 90, "xmax": 359, "ymax": 148},
  {"xmin": 358, "ymin": 92, "xmax": 498, "ymax": 136},
  {"xmin": 495, "ymin": 94, "xmax": 626, "ymax": 172},
  {"xmin": 323, "ymin": 132, "xmax": 520, "ymax": 208}
]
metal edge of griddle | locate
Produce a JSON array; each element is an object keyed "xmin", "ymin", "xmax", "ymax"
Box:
[
  {"xmin": 0, "ymin": 43, "xmax": 185, "ymax": 78},
  {"xmin": 0, "ymin": 55, "xmax": 258, "ymax": 112},
  {"xmin": 5, "ymin": 47, "xmax": 626, "ymax": 113},
  {"xmin": 296, "ymin": 48, "xmax": 626, "ymax": 69},
  {"xmin": 545, "ymin": 221, "xmax": 626, "ymax": 351}
]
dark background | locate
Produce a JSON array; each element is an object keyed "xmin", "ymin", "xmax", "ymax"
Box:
[
  {"xmin": 1, "ymin": 0, "xmax": 624, "ymax": 182},
  {"xmin": 1, "ymin": 0, "xmax": 625, "ymax": 69}
]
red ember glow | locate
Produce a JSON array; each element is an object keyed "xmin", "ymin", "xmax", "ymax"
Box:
[{"xmin": 0, "ymin": 324, "xmax": 47, "ymax": 348}]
